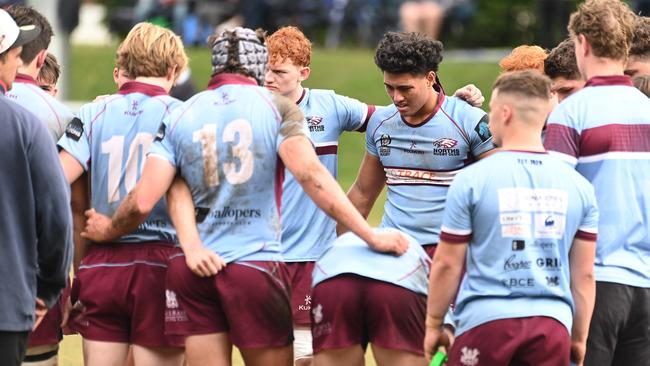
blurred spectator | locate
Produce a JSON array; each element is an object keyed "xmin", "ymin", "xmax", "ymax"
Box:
[
  {"xmin": 400, "ymin": 0, "xmax": 444, "ymax": 39},
  {"xmin": 133, "ymin": 0, "xmax": 188, "ymax": 35},
  {"xmin": 635, "ymin": 75, "xmax": 650, "ymax": 98},
  {"xmin": 537, "ymin": 0, "xmax": 572, "ymax": 48},
  {"xmin": 500, "ymin": 45, "xmax": 548, "ymax": 72}
]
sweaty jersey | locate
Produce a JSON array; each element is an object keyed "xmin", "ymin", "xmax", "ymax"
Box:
[
  {"xmin": 312, "ymin": 228, "xmax": 430, "ymax": 295},
  {"xmin": 58, "ymin": 81, "xmax": 180, "ymax": 243},
  {"xmin": 367, "ymin": 92, "xmax": 493, "ymax": 245},
  {"xmin": 282, "ymin": 88, "xmax": 373, "ymax": 261},
  {"xmin": 150, "ymin": 73, "xmax": 309, "ymax": 263},
  {"xmin": 7, "ymin": 73, "xmax": 73, "ymax": 141},
  {"xmin": 440, "ymin": 150, "xmax": 598, "ymax": 336},
  {"xmin": 544, "ymin": 75, "xmax": 650, "ymax": 288}
]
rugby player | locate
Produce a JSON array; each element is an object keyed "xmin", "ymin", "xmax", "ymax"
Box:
[
  {"xmin": 311, "ymin": 228, "xmax": 431, "ymax": 366},
  {"xmin": 625, "ymin": 15, "xmax": 650, "ymax": 77},
  {"xmin": 264, "ymin": 25, "xmax": 485, "ymax": 365},
  {"xmin": 4, "ymin": 6, "xmax": 76, "ymax": 366},
  {"xmin": 343, "ymin": 31, "xmax": 494, "ymax": 258},
  {"xmin": 634, "ymin": 75, "xmax": 650, "ymax": 97},
  {"xmin": 544, "ymin": 39, "xmax": 585, "ymax": 103},
  {"xmin": 58, "ymin": 22, "xmax": 188, "ymax": 366},
  {"xmin": 80, "ymin": 27, "xmax": 409, "ymax": 366},
  {"xmin": 36, "ymin": 53, "xmax": 59, "ymax": 96},
  {"xmin": 499, "ymin": 45, "xmax": 548, "ymax": 73},
  {"xmin": 543, "ymin": 1, "xmax": 650, "ymax": 364},
  {"xmin": 425, "ymin": 70, "xmax": 598, "ymax": 366}
]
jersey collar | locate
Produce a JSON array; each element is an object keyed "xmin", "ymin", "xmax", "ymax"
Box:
[
  {"xmin": 584, "ymin": 75, "xmax": 633, "ymax": 88},
  {"xmin": 118, "ymin": 81, "xmax": 168, "ymax": 96},
  {"xmin": 15, "ymin": 73, "xmax": 37, "ymax": 85},
  {"xmin": 401, "ymin": 84, "xmax": 446, "ymax": 128},
  {"xmin": 207, "ymin": 73, "xmax": 258, "ymax": 90}
]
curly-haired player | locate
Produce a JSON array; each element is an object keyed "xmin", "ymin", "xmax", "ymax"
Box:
[
  {"xmin": 499, "ymin": 45, "xmax": 548, "ymax": 73},
  {"xmin": 626, "ymin": 15, "xmax": 650, "ymax": 77}
]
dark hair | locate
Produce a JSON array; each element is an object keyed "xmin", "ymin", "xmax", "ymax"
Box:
[
  {"xmin": 544, "ymin": 38, "xmax": 580, "ymax": 80},
  {"xmin": 493, "ymin": 70, "xmax": 552, "ymax": 100},
  {"xmin": 630, "ymin": 16, "xmax": 650, "ymax": 58},
  {"xmin": 7, "ymin": 5, "xmax": 53, "ymax": 64},
  {"xmin": 374, "ymin": 32, "xmax": 443, "ymax": 75}
]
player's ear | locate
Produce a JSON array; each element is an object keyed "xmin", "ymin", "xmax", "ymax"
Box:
[
  {"xmin": 168, "ymin": 65, "xmax": 179, "ymax": 83},
  {"xmin": 35, "ymin": 50, "xmax": 47, "ymax": 69},
  {"xmin": 426, "ymin": 71, "xmax": 436, "ymax": 86},
  {"xmin": 299, "ymin": 66, "xmax": 310, "ymax": 82},
  {"xmin": 576, "ymin": 34, "xmax": 589, "ymax": 57}
]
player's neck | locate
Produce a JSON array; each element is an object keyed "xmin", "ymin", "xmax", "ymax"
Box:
[
  {"xmin": 403, "ymin": 90, "xmax": 439, "ymax": 125},
  {"xmin": 499, "ymin": 130, "xmax": 545, "ymax": 152},
  {"xmin": 17, "ymin": 62, "xmax": 39, "ymax": 79},
  {"xmin": 582, "ymin": 58, "xmax": 625, "ymax": 81},
  {"xmin": 133, "ymin": 76, "xmax": 173, "ymax": 93},
  {"xmin": 289, "ymin": 85, "xmax": 305, "ymax": 104}
]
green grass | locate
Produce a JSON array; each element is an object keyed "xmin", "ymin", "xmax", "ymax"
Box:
[{"xmin": 61, "ymin": 45, "xmax": 499, "ymax": 365}]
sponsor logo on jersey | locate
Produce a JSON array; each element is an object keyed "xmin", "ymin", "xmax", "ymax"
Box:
[
  {"xmin": 214, "ymin": 92, "xmax": 235, "ymax": 106},
  {"xmin": 124, "ymin": 100, "xmax": 143, "ymax": 116},
  {"xmin": 312, "ymin": 304, "xmax": 323, "ymax": 324},
  {"xmin": 460, "ymin": 347, "xmax": 480, "ymax": 366},
  {"xmin": 536, "ymin": 257, "xmax": 561, "ymax": 270},
  {"xmin": 379, "ymin": 134, "xmax": 391, "ymax": 156},
  {"xmin": 209, "ymin": 206, "xmax": 262, "ymax": 220},
  {"xmin": 511, "ymin": 240, "xmax": 525, "ymax": 251},
  {"xmin": 298, "ymin": 295, "xmax": 312, "ymax": 311},
  {"xmin": 195, "ymin": 207, "xmax": 210, "ymax": 223},
  {"xmin": 546, "ymin": 276, "xmax": 560, "ymax": 287},
  {"xmin": 65, "ymin": 117, "xmax": 84, "ymax": 141},
  {"xmin": 474, "ymin": 114, "xmax": 491, "ymax": 142},
  {"xmin": 166, "ymin": 290, "xmax": 179, "ymax": 309},
  {"xmin": 503, "ymin": 254, "xmax": 531, "ymax": 272},
  {"xmin": 307, "ymin": 116, "xmax": 325, "ymax": 132},
  {"xmin": 432, "ymin": 138, "xmax": 460, "ymax": 156},
  {"xmin": 404, "ymin": 140, "xmax": 425, "ymax": 155},
  {"xmin": 154, "ymin": 123, "xmax": 166, "ymax": 142},
  {"xmin": 502, "ymin": 277, "xmax": 535, "ymax": 288}
]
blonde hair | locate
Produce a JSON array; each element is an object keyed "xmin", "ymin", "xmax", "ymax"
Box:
[
  {"xmin": 37, "ymin": 52, "xmax": 60, "ymax": 87},
  {"xmin": 568, "ymin": 0, "xmax": 636, "ymax": 61},
  {"xmin": 499, "ymin": 45, "xmax": 547, "ymax": 73},
  {"xmin": 267, "ymin": 26, "xmax": 312, "ymax": 67},
  {"xmin": 115, "ymin": 22, "xmax": 188, "ymax": 82}
]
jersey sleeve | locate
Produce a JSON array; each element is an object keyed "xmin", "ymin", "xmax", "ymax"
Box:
[
  {"xmin": 333, "ymin": 93, "xmax": 375, "ymax": 132},
  {"xmin": 365, "ymin": 114, "xmax": 379, "ymax": 156},
  {"xmin": 439, "ymin": 170, "xmax": 473, "ymax": 244},
  {"xmin": 468, "ymin": 113, "xmax": 495, "ymax": 157},
  {"xmin": 148, "ymin": 118, "xmax": 177, "ymax": 167},
  {"xmin": 543, "ymin": 105, "xmax": 580, "ymax": 167},
  {"xmin": 575, "ymin": 182, "xmax": 599, "ymax": 241},
  {"xmin": 57, "ymin": 107, "xmax": 92, "ymax": 171},
  {"xmin": 274, "ymin": 94, "xmax": 309, "ymax": 151}
]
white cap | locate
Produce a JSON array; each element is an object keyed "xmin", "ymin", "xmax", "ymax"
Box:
[{"xmin": 0, "ymin": 8, "xmax": 40, "ymax": 54}]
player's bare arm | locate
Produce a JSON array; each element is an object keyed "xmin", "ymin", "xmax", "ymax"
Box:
[
  {"xmin": 59, "ymin": 150, "xmax": 85, "ymax": 184},
  {"xmin": 423, "ymin": 240, "xmax": 467, "ymax": 361},
  {"xmin": 81, "ymin": 156, "xmax": 176, "ymax": 242},
  {"xmin": 569, "ymin": 237, "xmax": 596, "ymax": 365},
  {"xmin": 166, "ymin": 176, "xmax": 226, "ymax": 277},
  {"xmin": 339, "ymin": 152, "xmax": 387, "ymax": 235},
  {"xmin": 70, "ymin": 176, "xmax": 89, "ymax": 272},
  {"xmin": 279, "ymin": 135, "xmax": 406, "ymax": 256}
]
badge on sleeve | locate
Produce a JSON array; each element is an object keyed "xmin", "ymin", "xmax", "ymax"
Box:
[
  {"xmin": 474, "ymin": 114, "xmax": 491, "ymax": 142},
  {"xmin": 65, "ymin": 117, "xmax": 84, "ymax": 141},
  {"xmin": 154, "ymin": 123, "xmax": 166, "ymax": 142}
]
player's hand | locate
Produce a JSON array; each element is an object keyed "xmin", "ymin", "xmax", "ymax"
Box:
[
  {"xmin": 33, "ymin": 297, "xmax": 48, "ymax": 331},
  {"xmin": 81, "ymin": 209, "xmax": 114, "ymax": 242},
  {"xmin": 570, "ymin": 340, "xmax": 586, "ymax": 365},
  {"xmin": 367, "ymin": 231, "xmax": 409, "ymax": 255},
  {"xmin": 454, "ymin": 84, "xmax": 485, "ymax": 107},
  {"xmin": 92, "ymin": 94, "xmax": 111, "ymax": 102},
  {"xmin": 184, "ymin": 246, "xmax": 227, "ymax": 277},
  {"xmin": 423, "ymin": 325, "xmax": 452, "ymax": 362}
]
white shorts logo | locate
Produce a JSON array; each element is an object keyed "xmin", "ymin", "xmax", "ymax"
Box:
[
  {"xmin": 312, "ymin": 304, "xmax": 323, "ymax": 324},
  {"xmin": 460, "ymin": 347, "xmax": 480, "ymax": 366},
  {"xmin": 166, "ymin": 290, "xmax": 179, "ymax": 309}
]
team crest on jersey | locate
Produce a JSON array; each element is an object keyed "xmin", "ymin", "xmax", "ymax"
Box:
[
  {"xmin": 154, "ymin": 123, "xmax": 166, "ymax": 142},
  {"xmin": 474, "ymin": 115, "xmax": 491, "ymax": 142},
  {"xmin": 307, "ymin": 116, "xmax": 325, "ymax": 132},
  {"xmin": 379, "ymin": 134, "xmax": 392, "ymax": 156},
  {"xmin": 460, "ymin": 347, "xmax": 480, "ymax": 366},
  {"xmin": 65, "ymin": 117, "xmax": 84, "ymax": 141}
]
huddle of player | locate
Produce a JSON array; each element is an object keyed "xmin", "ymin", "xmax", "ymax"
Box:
[{"xmin": 3, "ymin": 0, "xmax": 650, "ymax": 365}]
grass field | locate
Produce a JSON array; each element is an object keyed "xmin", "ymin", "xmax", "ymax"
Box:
[{"xmin": 58, "ymin": 45, "xmax": 499, "ymax": 365}]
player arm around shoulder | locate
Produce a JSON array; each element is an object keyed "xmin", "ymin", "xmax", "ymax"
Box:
[
  {"xmin": 166, "ymin": 176, "xmax": 226, "ymax": 277},
  {"xmin": 275, "ymin": 96, "xmax": 406, "ymax": 255}
]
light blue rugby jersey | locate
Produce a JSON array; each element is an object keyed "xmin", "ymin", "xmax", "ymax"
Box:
[
  {"xmin": 544, "ymin": 75, "xmax": 650, "ymax": 288},
  {"xmin": 150, "ymin": 73, "xmax": 309, "ymax": 263},
  {"xmin": 367, "ymin": 90, "xmax": 493, "ymax": 246},
  {"xmin": 440, "ymin": 150, "xmax": 598, "ymax": 336},
  {"xmin": 58, "ymin": 81, "xmax": 181, "ymax": 243},
  {"xmin": 7, "ymin": 73, "xmax": 74, "ymax": 141},
  {"xmin": 312, "ymin": 228, "xmax": 430, "ymax": 295},
  {"xmin": 281, "ymin": 88, "xmax": 373, "ymax": 261}
]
